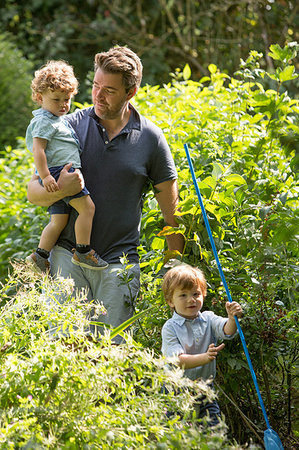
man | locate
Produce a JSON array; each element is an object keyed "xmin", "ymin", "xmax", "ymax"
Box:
[{"xmin": 27, "ymin": 46, "xmax": 184, "ymax": 332}]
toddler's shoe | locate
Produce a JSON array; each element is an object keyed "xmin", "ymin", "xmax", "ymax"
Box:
[
  {"xmin": 71, "ymin": 249, "xmax": 108, "ymax": 270},
  {"xmin": 26, "ymin": 252, "xmax": 50, "ymax": 274}
]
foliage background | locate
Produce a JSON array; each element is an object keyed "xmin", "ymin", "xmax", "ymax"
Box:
[
  {"xmin": 0, "ymin": 0, "xmax": 298, "ymax": 147},
  {"xmin": 0, "ymin": 2, "xmax": 298, "ymax": 448}
]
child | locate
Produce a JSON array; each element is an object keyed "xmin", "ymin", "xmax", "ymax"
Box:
[
  {"xmin": 25, "ymin": 60, "xmax": 108, "ymax": 273},
  {"xmin": 161, "ymin": 264, "xmax": 243, "ymax": 426}
]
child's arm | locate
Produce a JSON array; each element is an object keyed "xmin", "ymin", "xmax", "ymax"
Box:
[
  {"xmin": 223, "ymin": 301, "xmax": 243, "ymax": 335},
  {"xmin": 27, "ymin": 164, "xmax": 83, "ymax": 207},
  {"xmin": 178, "ymin": 343, "xmax": 225, "ymax": 369},
  {"xmin": 32, "ymin": 137, "xmax": 59, "ymax": 192}
]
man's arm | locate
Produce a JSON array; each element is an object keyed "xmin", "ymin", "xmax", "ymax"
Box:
[
  {"xmin": 154, "ymin": 179, "xmax": 185, "ymax": 253},
  {"xmin": 27, "ymin": 163, "xmax": 84, "ymax": 207}
]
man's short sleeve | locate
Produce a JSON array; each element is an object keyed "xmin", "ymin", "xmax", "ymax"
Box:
[{"xmin": 150, "ymin": 132, "xmax": 177, "ymax": 185}]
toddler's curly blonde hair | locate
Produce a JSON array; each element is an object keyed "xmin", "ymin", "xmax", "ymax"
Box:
[{"xmin": 31, "ymin": 60, "xmax": 78, "ymax": 102}]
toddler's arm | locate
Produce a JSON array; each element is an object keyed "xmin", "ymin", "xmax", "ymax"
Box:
[
  {"xmin": 32, "ymin": 137, "xmax": 59, "ymax": 193},
  {"xmin": 223, "ymin": 301, "xmax": 243, "ymax": 335},
  {"xmin": 27, "ymin": 163, "xmax": 84, "ymax": 207},
  {"xmin": 178, "ymin": 343, "xmax": 225, "ymax": 369}
]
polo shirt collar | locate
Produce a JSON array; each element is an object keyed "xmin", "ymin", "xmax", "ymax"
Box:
[{"xmin": 172, "ymin": 310, "xmax": 207, "ymax": 326}]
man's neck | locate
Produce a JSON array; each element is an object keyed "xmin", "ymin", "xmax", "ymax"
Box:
[{"xmin": 98, "ymin": 106, "xmax": 131, "ymax": 140}]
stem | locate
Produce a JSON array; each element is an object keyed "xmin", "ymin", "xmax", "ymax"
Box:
[{"xmin": 260, "ymin": 345, "xmax": 273, "ymax": 423}]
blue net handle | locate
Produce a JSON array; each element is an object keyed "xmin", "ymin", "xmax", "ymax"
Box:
[{"xmin": 184, "ymin": 143, "xmax": 271, "ymax": 430}]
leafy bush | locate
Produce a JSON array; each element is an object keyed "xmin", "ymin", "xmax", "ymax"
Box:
[
  {"xmin": 0, "ymin": 139, "xmax": 48, "ymax": 280},
  {"xmin": 0, "ymin": 43, "xmax": 298, "ymax": 448},
  {"xmin": 134, "ymin": 43, "xmax": 299, "ymax": 448},
  {"xmin": 0, "ymin": 34, "xmax": 34, "ymax": 151},
  {"xmin": 0, "ymin": 264, "xmax": 240, "ymax": 449}
]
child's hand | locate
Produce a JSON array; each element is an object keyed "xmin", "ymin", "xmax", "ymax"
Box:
[
  {"xmin": 43, "ymin": 175, "xmax": 59, "ymax": 192},
  {"xmin": 206, "ymin": 343, "xmax": 225, "ymax": 361},
  {"xmin": 225, "ymin": 301, "xmax": 243, "ymax": 319}
]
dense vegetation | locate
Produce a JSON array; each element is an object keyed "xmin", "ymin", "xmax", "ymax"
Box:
[
  {"xmin": 0, "ymin": 0, "xmax": 298, "ymax": 147},
  {"xmin": 0, "ymin": 0, "xmax": 298, "ymax": 98},
  {"xmin": 0, "ymin": 39, "xmax": 298, "ymax": 448}
]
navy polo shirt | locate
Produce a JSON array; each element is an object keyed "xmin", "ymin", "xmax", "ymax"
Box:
[{"xmin": 56, "ymin": 105, "xmax": 177, "ymax": 263}]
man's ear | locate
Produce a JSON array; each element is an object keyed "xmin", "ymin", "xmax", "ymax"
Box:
[{"xmin": 126, "ymin": 86, "xmax": 137, "ymax": 101}]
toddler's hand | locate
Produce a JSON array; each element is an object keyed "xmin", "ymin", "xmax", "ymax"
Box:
[
  {"xmin": 206, "ymin": 343, "xmax": 225, "ymax": 361},
  {"xmin": 43, "ymin": 174, "xmax": 59, "ymax": 192},
  {"xmin": 225, "ymin": 301, "xmax": 243, "ymax": 319}
]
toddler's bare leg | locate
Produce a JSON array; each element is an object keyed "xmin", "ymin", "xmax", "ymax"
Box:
[
  {"xmin": 39, "ymin": 214, "xmax": 69, "ymax": 252},
  {"xmin": 69, "ymin": 195, "xmax": 95, "ymax": 245}
]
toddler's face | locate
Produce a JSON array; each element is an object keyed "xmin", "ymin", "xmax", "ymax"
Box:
[
  {"xmin": 37, "ymin": 89, "xmax": 72, "ymax": 116},
  {"xmin": 168, "ymin": 284, "xmax": 204, "ymax": 319}
]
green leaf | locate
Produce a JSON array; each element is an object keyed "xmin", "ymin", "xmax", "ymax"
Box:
[
  {"xmin": 208, "ymin": 63, "xmax": 217, "ymax": 74},
  {"xmin": 268, "ymin": 43, "xmax": 297, "ymax": 62},
  {"xmin": 225, "ymin": 174, "xmax": 246, "ymax": 186},
  {"xmin": 109, "ymin": 306, "xmax": 155, "ymax": 339},
  {"xmin": 182, "ymin": 64, "xmax": 191, "ymax": 80},
  {"xmin": 152, "ymin": 237, "xmax": 165, "ymax": 250},
  {"xmin": 278, "ymin": 65, "xmax": 298, "ymax": 83},
  {"xmin": 212, "ymin": 162, "xmax": 224, "ymax": 180}
]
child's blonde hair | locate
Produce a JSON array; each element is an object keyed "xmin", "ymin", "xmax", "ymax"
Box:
[
  {"xmin": 162, "ymin": 264, "xmax": 207, "ymax": 304},
  {"xmin": 31, "ymin": 60, "xmax": 78, "ymax": 102}
]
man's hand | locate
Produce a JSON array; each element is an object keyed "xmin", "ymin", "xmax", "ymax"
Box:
[
  {"xmin": 154, "ymin": 179, "xmax": 185, "ymax": 253},
  {"xmin": 27, "ymin": 163, "xmax": 84, "ymax": 207},
  {"xmin": 57, "ymin": 163, "xmax": 84, "ymax": 197}
]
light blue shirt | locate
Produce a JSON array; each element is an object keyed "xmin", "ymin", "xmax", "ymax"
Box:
[
  {"xmin": 26, "ymin": 108, "xmax": 82, "ymax": 170},
  {"xmin": 161, "ymin": 310, "xmax": 237, "ymax": 381}
]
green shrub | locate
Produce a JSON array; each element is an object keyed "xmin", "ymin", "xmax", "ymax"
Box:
[
  {"xmin": 0, "ymin": 43, "xmax": 298, "ymax": 448},
  {"xmin": 134, "ymin": 43, "xmax": 299, "ymax": 448},
  {"xmin": 0, "ymin": 139, "xmax": 48, "ymax": 280},
  {"xmin": 0, "ymin": 264, "xmax": 239, "ymax": 449},
  {"xmin": 0, "ymin": 33, "xmax": 34, "ymax": 151}
]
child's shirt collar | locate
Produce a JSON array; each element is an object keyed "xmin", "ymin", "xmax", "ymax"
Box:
[{"xmin": 171, "ymin": 310, "xmax": 207, "ymax": 326}]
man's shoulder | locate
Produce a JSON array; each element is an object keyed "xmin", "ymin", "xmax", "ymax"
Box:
[
  {"xmin": 130, "ymin": 104, "xmax": 162, "ymax": 135},
  {"xmin": 139, "ymin": 113, "xmax": 163, "ymax": 136}
]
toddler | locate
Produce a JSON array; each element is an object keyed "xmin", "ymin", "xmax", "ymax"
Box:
[
  {"xmin": 161, "ymin": 264, "xmax": 243, "ymax": 426},
  {"xmin": 26, "ymin": 60, "xmax": 108, "ymax": 273}
]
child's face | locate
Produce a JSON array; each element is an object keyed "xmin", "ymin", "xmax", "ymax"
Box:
[
  {"xmin": 37, "ymin": 89, "xmax": 73, "ymax": 116},
  {"xmin": 167, "ymin": 284, "xmax": 204, "ymax": 320}
]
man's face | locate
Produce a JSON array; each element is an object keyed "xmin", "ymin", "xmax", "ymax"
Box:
[{"xmin": 92, "ymin": 68, "xmax": 135, "ymax": 120}]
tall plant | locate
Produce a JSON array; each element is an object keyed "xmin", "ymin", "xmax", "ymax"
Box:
[{"xmin": 135, "ymin": 43, "xmax": 298, "ymax": 447}]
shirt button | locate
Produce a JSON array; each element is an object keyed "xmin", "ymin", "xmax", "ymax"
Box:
[
  {"xmin": 102, "ymin": 127, "xmax": 106, "ymax": 132},
  {"xmin": 105, "ymin": 141, "xmax": 108, "ymax": 144}
]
